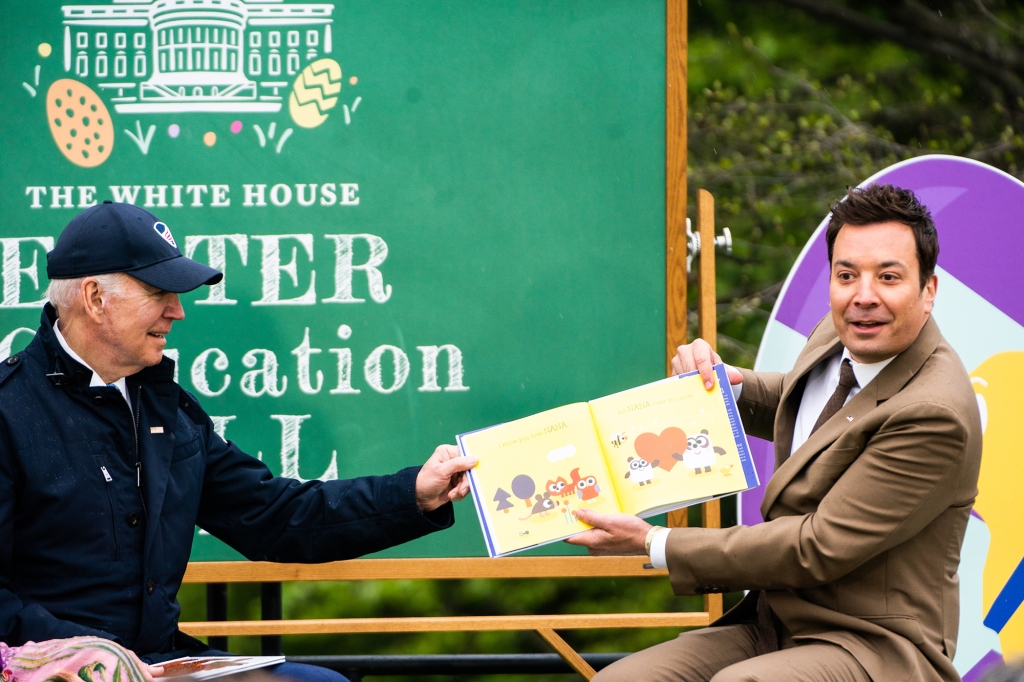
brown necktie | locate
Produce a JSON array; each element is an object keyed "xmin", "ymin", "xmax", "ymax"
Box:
[{"xmin": 809, "ymin": 358, "xmax": 858, "ymax": 436}]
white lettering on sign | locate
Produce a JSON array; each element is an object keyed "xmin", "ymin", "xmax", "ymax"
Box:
[
  {"xmin": 25, "ymin": 187, "xmax": 46, "ymax": 208},
  {"xmin": 270, "ymin": 183, "xmax": 292, "ymax": 207},
  {"xmin": 50, "ymin": 186, "xmax": 74, "ymax": 208},
  {"xmin": 328, "ymin": 324, "xmax": 360, "ymax": 395},
  {"xmin": 78, "ymin": 186, "xmax": 97, "ymax": 208},
  {"xmin": 186, "ymin": 185, "xmax": 209, "ymax": 207},
  {"xmin": 1, "ymin": 237, "xmax": 55, "ymax": 308},
  {"xmin": 364, "ymin": 344, "xmax": 410, "ymax": 395},
  {"xmin": 162, "ymin": 348, "xmax": 180, "ymax": 384},
  {"xmin": 241, "ymin": 348, "xmax": 287, "ymax": 397},
  {"xmin": 291, "ymin": 327, "xmax": 323, "ymax": 395},
  {"xmin": 210, "ymin": 416, "xmax": 236, "ymax": 442},
  {"xmin": 252, "ymin": 234, "xmax": 317, "ymax": 306},
  {"xmin": 192, "ymin": 347, "xmax": 231, "ymax": 397},
  {"xmin": 322, "ymin": 234, "xmax": 392, "ymax": 304},
  {"xmin": 211, "ymin": 184, "xmax": 231, "ymax": 207},
  {"xmin": 110, "ymin": 185, "xmax": 141, "ymax": 203},
  {"xmin": 265, "ymin": 414, "xmax": 339, "ymax": 482},
  {"xmin": 417, "ymin": 345, "xmax": 470, "ymax": 392},
  {"xmin": 0, "ymin": 327, "xmax": 35, "ymax": 361},
  {"xmin": 26, "ymin": 183, "xmax": 359, "ymax": 209},
  {"xmin": 185, "ymin": 234, "xmax": 248, "ymax": 305},
  {"xmin": 144, "ymin": 185, "xmax": 168, "ymax": 208}
]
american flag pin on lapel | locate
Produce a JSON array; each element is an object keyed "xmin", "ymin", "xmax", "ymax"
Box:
[{"xmin": 846, "ymin": 415, "xmax": 854, "ymax": 421}]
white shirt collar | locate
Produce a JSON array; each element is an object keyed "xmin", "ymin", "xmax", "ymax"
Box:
[
  {"xmin": 53, "ymin": 318, "xmax": 131, "ymax": 409},
  {"xmin": 840, "ymin": 347, "xmax": 895, "ymax": 389}
]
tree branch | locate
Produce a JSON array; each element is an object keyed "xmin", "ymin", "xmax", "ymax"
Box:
[{"xmin": 769, "ymin": 0, "xmax": 1024, "ymax": 98}]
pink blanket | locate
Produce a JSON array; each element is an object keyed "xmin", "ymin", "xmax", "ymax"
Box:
[{"xmin": 1, "ymin": 637, "xmax": 148, "ymax": 682}]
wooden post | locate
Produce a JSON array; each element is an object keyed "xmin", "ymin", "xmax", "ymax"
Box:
[
  {"xmin": 665, "ymin": 0, "xmax": 688, "ymax": 531},
  {"xmin": 696, "ymin": 188, "xmax": 723, "ymax": 622},
  {"xmin": 536, "ymin": 629, "xmax": 598, "ymax": 680}
]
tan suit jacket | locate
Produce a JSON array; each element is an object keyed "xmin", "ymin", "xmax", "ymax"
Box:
[{"xmin": 665, "ymin": 315, "xmax": 981, "ymax": 682}]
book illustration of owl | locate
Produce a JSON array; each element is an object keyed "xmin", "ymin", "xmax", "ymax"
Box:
[
  {"xmin": 570, "ymin": 467, "xmax": 601, "ymax": 501},
  {"xmin": 546, "ymin": 476, "xmax": 574, "ymax": 499}
]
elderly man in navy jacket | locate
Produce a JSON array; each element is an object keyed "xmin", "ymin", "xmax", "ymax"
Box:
[{"xmin": 0, "ymin": 202, "xmax": 476, "ymax": 682}]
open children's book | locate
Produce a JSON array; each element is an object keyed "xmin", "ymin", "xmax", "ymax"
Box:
[
  {"xmin": 159, "ymin": 655, "xmax": 285, "ymax": 680},
  {"xmin": 457, "ymin": 365, "xmax": 758, "ymax": 557}
]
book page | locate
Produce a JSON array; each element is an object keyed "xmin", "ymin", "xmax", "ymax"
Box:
[
  {"xmin": 589, "ymin": 367, "xmax": 757, "ymax": 516},
  {"xmin": 459, "ymin": 403, "xmax": 621, "ymax": 556}
]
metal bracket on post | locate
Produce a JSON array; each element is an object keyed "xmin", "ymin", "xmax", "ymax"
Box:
[{"xmin": 685, "ymin": 217, "xmax": 732, "ymax": 273}]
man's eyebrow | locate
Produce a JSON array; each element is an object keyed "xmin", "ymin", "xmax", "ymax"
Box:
[
  {"xmin": 833, "ymin": 259, "xmax": 857, "ymax": 269},
  {"xmin": 878, "ymin": 260, "xmax": 907, "ymax": 270}
]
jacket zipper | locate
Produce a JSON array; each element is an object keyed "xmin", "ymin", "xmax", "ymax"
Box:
[
  {"xmin": 97, "ymin": 461, "xmax": 120, "ymax": 560},
  {"xmin": 132, "ymin": 384, "xmax": 148, "ymax": 519}
]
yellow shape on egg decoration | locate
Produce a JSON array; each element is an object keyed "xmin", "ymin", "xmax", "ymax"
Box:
[
  {"xmin": 289, "ymin": 58, "xmax": 342, "ymax": 129},
  {"xmin": 46, "ymin": 79, "xmax": 113, "ymax": 168}
]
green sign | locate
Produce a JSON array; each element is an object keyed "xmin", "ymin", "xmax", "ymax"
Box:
[{"xmin": 0, "ymin": 0, "xmax": 666, "ymax": 559}]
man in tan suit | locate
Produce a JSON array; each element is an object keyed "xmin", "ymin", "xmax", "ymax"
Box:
[{"xmin": 569, "ymin": 184, "xmax": 982, "ymax": 682}]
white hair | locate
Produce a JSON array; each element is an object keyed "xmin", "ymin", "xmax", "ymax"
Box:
[{"xmin": 47, "ymin": 273, "xmax": 132, "ymax": 317}]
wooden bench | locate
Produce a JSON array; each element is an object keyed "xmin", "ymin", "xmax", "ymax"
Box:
[{"xmin": 179, "ymin": 499, "xmax": 722, "ymax": 680}]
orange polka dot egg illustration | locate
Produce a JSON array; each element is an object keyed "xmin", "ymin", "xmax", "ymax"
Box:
[{"xmin": 47, "ymin": 79, "xmax": 113, "ymax": 168}]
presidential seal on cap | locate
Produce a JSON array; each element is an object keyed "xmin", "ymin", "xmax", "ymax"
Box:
[{"xmin": 46, "ymin": 201, "xmax": 223, "ymax": 293}]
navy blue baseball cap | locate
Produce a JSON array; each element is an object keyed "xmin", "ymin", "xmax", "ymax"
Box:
[{"xmin": 46, "ymin": 201, "xmax": 222, "ymax": 293}]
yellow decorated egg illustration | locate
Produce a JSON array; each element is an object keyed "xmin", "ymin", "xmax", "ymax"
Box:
[
  {"xmin": 289, "ymin": 58, "xmax": 342, "ymax": 129},
  {"xmin": 47, "ymin": 79, "xmax": 113, "ymax": 168}
]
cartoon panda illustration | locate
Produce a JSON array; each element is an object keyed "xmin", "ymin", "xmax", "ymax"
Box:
[
  {"xmin": 624, "ymin": 456, "xmax": 658, "ymax": 486},
  {"xmin": 672, "ymin": 429, "xmax": 726, "ymax": 474}
]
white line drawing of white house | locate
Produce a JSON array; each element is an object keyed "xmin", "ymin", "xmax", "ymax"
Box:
[{"xmin": 60, "ymin": 0, "xmax": 334, "ymax": 113}]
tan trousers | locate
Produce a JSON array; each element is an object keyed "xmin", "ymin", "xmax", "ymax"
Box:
[{"xmin": 592, "ymin": 624, "xmax": 870, "ymax": 682}]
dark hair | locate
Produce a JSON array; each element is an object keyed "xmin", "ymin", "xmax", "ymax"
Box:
[{"xmin": 826, "ymin": 184, "xmax": 939, "ymax": 289}]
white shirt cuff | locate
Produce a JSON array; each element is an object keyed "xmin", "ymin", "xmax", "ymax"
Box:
[
  {"xmin": 649, "ymin": 527, "xmax": 671, "ymax": 568},
  {"xmin": 725, "ymin": 365, "xmax": 743, "ymax": 400}
]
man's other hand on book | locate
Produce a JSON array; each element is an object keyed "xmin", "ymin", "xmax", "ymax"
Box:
[
  {"xmin": 128, "ymin": 650, "xmax": 164, "ymax": 682},
  {"xmin": 673, "ymin": 339, "xmax": 744, "ymax": 391},
  {"xmin": 565, "ymin": 509, "xmax": 651, "ymax": 555},
  {"xmin": 415, "ymin": 445, "xmax": 478, "ymax": 512}
]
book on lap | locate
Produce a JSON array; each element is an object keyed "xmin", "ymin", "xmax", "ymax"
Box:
[{"xmin": 159, "ymin": 655, "xmax": 286, "ymax": 680}]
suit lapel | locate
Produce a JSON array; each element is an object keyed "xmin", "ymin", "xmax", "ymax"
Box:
[
  {"xmin": 759, "ymin": 315, "xmax": 943, "ymax": 518},
  {"xmin": 771, "ymin": 328, "xmax": 844, "ymax": 468},
  {"xmin": 760, "ymin": 378, "xmax": 878, "ymax": 514}
]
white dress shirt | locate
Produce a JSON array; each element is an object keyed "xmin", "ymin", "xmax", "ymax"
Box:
[
  {"xmin": 53, "ymin": 319, "xmax": 132, "ymax": 412},
  {"xmin": 648, "ymin": 351, "xmax": 895, "ymax": 568}
]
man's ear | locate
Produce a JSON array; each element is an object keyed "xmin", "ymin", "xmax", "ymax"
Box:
[
  {"xmin": 82, "ymin": 278, "xmax": 106, "ymax": 324},
  {"xmin": 922, "ymin": 273, "xmax": 938, "ymax": 314}
]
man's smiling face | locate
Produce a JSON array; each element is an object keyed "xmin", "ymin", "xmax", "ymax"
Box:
[
  {"xmin": 97, "ymin": 276, "xmax": 185, "ymax": 374},
  {"xmin": 829, "ymin": 220, "xmax": 937, "ymax": 364}
]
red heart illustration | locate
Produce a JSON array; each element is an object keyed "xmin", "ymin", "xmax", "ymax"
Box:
[{"xmin": 633, "ymin": 427, "xmax": 687, "ymax": 472}]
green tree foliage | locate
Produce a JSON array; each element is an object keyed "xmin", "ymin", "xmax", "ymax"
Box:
[{"xmin": 180, "ymin": 2, "xmax": 1024, "ymax": 679}]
